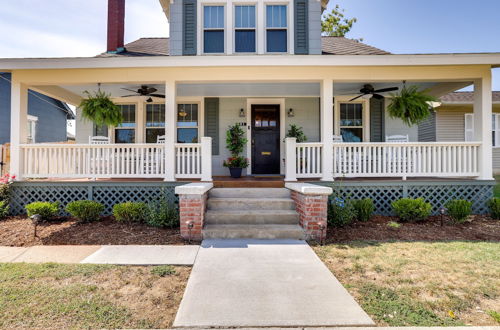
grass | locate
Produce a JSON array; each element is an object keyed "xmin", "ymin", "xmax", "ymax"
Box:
[
  {"xmin": 0, "ymin": 263, "xmax": 190, "ymax": 329},
  {"xmin": 314, "ymin": 241, "xmax": 500, "ymax": 326}
]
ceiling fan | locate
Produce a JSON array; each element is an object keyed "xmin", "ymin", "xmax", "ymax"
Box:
[
  {"xmin": 346, "ymin": 84, "xmax": 399, "ymax": 101},
  {"xmin": 121, "ymin": 85, "xmax": 165, "ymax": 102}
]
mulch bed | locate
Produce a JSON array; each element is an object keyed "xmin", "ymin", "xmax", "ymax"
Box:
[
  {"xmin": 325, "ymin": 215, "xmax": 500, "ymax": 243},
  {"xmin": 0, "ymin": 216, "xmax": 185, "ymax": 247}
]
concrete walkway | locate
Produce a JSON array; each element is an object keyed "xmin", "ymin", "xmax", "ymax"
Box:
[
  {"xmin": 174, "ymin": 239, "xmax": 374, "ymax": 328},
  {"xmin": 0, "ymin": 245, "xmax": 199, "ymax": 265}
]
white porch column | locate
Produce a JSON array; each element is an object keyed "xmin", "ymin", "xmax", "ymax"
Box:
[
  {"xmin": 321, "ymin": 79, "xmax": 334, "ymax": 181},
  {"xmin": 201, "ymin": 136, "xmax": 213, "ymax": 182},
  {"xmin": 164, "ymin": 80, "xmax": 176, "ymax": 181},
  {"xmin": 474, "ymin": 74, "xmax": 493, "ymax": 180},
  {"xmin": 285, "ymin": 137, "xmax": 297, "ymax": 182},
  {"xmin": 10, "ymin": 81, "xmax": 28, "ymax": 180}
]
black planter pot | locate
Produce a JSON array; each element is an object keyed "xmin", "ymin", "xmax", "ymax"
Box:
[{"xmin": 229, "ymin": 167, "xmax": 243, "ymax": 178}]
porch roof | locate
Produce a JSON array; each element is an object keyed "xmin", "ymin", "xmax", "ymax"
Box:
[{"xmin": 1, "ymin": 52, "xmax": 500, "ymax": 71}]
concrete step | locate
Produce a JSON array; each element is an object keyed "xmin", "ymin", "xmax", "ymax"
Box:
[
  {"xmin": 209, "ymin": 188, "xmax": 291, "ymax": 199},
  {"xmin": 203, "ymin": 224, "xmax": 306, "ymax": 240},
  {"xmin": 207, "ymin": 197, "xmax": 295, "ymax": 211},
  {"xmin": 205, "ymin": 209, "xmax": 299, "ymax": 225}
]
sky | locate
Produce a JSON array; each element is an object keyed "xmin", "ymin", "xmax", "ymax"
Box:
[{"xmin": 0, "ymin": 0, "xmax": 498, "ymax": 89}]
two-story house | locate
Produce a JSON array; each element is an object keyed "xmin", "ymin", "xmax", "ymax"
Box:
[{"xmin": 1, "ymin": 0, "xmax": 499, "ymax": 240}]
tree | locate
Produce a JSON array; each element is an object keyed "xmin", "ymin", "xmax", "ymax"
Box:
[{"xmin": 321, "ymin": 4, "xmax": 361, "ymax": 41}]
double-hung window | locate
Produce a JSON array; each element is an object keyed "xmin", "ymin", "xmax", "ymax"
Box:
[
  {"xmin": 465, "ymin": 113, "xmax": 500, "ymax": 147},
  {"xmin": 146, "ymin": 104, "xmax": 165, "ymax": 143},
  {"xmin": 266, "ymin": 5, "xmax": 287, "ymax": 53},
  {"xmin": 339, "ymin": 103, "xmax": 364, "ymax": 142},
  {"xmin": 204, "ymin": 6, "xmax": 224, "ymax": 53},
  {"xmin": 114, "ymin": 104, "xmax": 136, "ymax": 143},
  {"xmin": 177, "ymin": 104, "xmax": 199, "ymax": 143},
  {"xmin": 235, "ymin": 5, "xmax": 256, "ymax": 53}
]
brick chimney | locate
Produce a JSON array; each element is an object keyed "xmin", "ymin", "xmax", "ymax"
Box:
[{"xmin": 107, "ymin": 0, "xmax": 125, "ymax": 53}]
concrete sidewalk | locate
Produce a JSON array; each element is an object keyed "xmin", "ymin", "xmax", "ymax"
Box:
[
  {"xmin": 174, "ymin": 239, "xmax": 374, "ymax": 328},
  {"xmin": 0, "ymin": 245, "xmax": 199, "ymax": 265}
]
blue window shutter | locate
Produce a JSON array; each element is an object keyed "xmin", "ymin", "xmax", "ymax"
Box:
[
  {"xmin": 370, "ymin": 97, "xmax": 385, "ymax": 142},
  {"xmin": 183, "ymin": 0, "xmax": 197, "ymax": 55},
  {"xmin": 294, "ymin": 0, "xmax": 308, "ymax": 54},
  {"xmin": 204, "ymin": 98, "xmax": 219, "ymax": 155}
]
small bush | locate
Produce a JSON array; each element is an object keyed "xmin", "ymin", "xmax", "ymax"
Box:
[
  {"xmin": 328, "ymin": 197, "xmax": 356, "ymax": 227},
  {"xmin": 151, "ymin": 265, "xmax": 176, "ymax": 277},
  {"xmin": 487, "ymin": 197, "xmax": 500, "ymax": 220},
  {"xmin": 112, "ymin": 202, "xmax": 148, "ymax": 223},
  {"xmin": 353, "ymin": 198, "xmax": 375, "ymax": 222},
  {"xmin": 146, "ymin": 201, "xmax": 179, "ymax": 228},
  {"xmin": 25, "ymin": 201, "xmax": 59, "ymax": 220},
  {"xmin": 391, "ymin": 198, "xmax": 432, "ymax": 222},
  {"xmin": 445, "ymin": 200, "xmax": 472, "ymax": 224},
  {"xmin": 66, "ymin": 200, "xmax": 104, "ymax": 223},
  {"xmin": 0, "ymin": 200, "xmax": 9, "ymax": 219}
]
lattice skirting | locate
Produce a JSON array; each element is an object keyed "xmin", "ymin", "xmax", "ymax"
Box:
[
  {"xmin": 9, "ymin": 181, "xmax": 185, "ymax": 216},
  {"xmin": 310, "ymin": 180, "xmax": 495, "ymax": 216}
]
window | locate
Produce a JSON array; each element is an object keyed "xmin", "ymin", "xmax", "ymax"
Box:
[
  {"xmin": 493, "ymin": 114, "xmax": 500, "ymax": 147},
  {"xmin": 114, "ymin": 104, "xmax": 136, "ymax": 143},
  {"xmin": 204, "ymin": 6, "xmax": 224, "ymax": 53},
  {"xmin": 177, "ymin": 104, "xmax": 199, "ymax": 143},
  {"xmin": 235, "ymin": 5, "xmax": 256, "ymax": 53},
  {"xmin": 27, "ymin": 115, "xmax": 38, "ymax": 144},
  {"xmin": 266, "ymin": 5, "xmax": 287, "ymax": 53},
  {"xmin": 146, "ymin": 104, "xmax": 165, "ymax": 143},
  {"xmin": 339, "ymin": 103, "xmax": 363, "ymax": 142}
]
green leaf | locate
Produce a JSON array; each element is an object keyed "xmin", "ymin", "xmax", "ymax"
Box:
[
  {"xmin": 79, "ymin": 90, "xmax": 123, "ymax": 127},
  {"xmin": 387, "ymin": 86, "xmax": 437, "ymax": 126}
]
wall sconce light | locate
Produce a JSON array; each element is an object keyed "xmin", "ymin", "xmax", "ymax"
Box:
[
  {"xmin": 239, "ymin": 108, "xmax": 245, "ymax": 117},
  {"xmin": 288, "ymin": 108, "xmax": 295, "ymax": 117}
]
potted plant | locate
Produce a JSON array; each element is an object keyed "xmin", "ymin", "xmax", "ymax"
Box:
[
  {"xmin": 285, "ymin": 124, "xmax": 307, "ymax": 142},
  {"xmin": 223, "ymin": 124, "xmax": 248, "ymax": 178},
  {"xmin": 79, "ymin": 88, "xmax": 123, "ymax": 127},
  {"xmin": 387, "ymin": 85, "xmax": 438, "ymax": 126}
]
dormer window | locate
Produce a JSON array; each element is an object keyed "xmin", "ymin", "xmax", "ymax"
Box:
[
  {"xmin": 266, "ymin": 5, "xmax": 287, "ymax": 53},
  {"xmin": 234, "ymin": 5, "xmax": 256, "ymax": 53},
  {"xmin": 203, "ymin": 6, "xmax": 225, "ymax": 53}
]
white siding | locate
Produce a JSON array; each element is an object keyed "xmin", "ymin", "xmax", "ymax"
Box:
[
  {"xmin": 285, "ymin": 97, "xmax": 320, "ymax": 142},
  {"xmin": 75, "ymin": 108, "xmax": 93, "ymax": 144},
  {"xmin": 383, "ymin": 102, "xmax": 418, "ymax": 141}
]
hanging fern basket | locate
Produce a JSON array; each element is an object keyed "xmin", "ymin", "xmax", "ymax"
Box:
[
  {"xmin": 387, "ymin": 85, "xmax": 438, "ymax": 126},
  {"xmin": 79, "ymin": 90, "xmax": 123, "ymax": 127}
]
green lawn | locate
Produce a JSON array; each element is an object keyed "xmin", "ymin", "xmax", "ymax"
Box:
[
  {"xmin": 314, "ymin": 241, "xmax": 500, "ymax": 326},
  {"xmin": 0, "ymin": 263, "xmax": 190, "ymax": 329}
]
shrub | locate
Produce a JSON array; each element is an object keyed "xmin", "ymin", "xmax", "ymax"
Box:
[
  {"xmin": 112, "ymin": 202, "xmax": 148, "ymax": 223},
  {"xmin": 0, "ymin": 200, "xmax": 9, "ymax": 219},
  {"xmin": 328, "ymin": 197, "xmax": 356, "ymax": 227},
  {"xmin": 352, "ymin": 198, "xmax": 375, "ymax": 222},
  {"xmin": 445, "ymin": 199, "xmax": 472, "ymax": 224},
  {"xmin": 151, "ymin": 265, "xmax": 176, "ymax": 277},
  {"xmin": 65, "ymin": 200, "xmax": 104, "ymax": 223},
  {"xmin": 391, "ymin": 198, "xmax": 432, "ymax": 222},
  {"xmin": 487, "ymin": 197, "xmax": 500, "ymax": 220},
  {"xmin": 146, "ymin": 201, "xmax": 179, "ymax": 228},
  {"xmin": 25, "ymin": 201, "xmax": 59, "ymax": 220}
]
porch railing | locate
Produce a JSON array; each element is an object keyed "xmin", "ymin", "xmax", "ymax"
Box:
[
  {"xmin": 20, "ymin": 137, "xmax": 212, "ymax": 180},
  {"xmin": 285, "ymin": 138, "xmax": 481, "ymax": 181}
]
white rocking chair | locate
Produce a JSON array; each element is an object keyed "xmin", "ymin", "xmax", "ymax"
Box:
[
  {"xmin": 385, "ymin": 134, "xmax": 409, "ymax": 143},
  {"xmin": 89, "ymin": 136, "xmax": 110, "ymax": 144}
]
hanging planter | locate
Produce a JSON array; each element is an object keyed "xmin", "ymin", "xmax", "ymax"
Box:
[
  {"xmin": 387, "ymin": 85, "xmax": 438, "ymax": 126},
  {"xmin": 79, "ymin": 86, "xmax": 123, "ymax": 127}
]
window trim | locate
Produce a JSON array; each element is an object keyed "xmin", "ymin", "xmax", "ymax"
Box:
[
  {"xmin": 27, "ymin": 115, "xmax": 38, "ymax": 144},
  {"xmin": 144, "ymin": 102, "xmax": 166, "ymax": 144},
  {"xmin": 202, "ymin": 4, "xmax": 226, "ymax": 54},
  {"xmin": 233, "ymin": 4, "xmax": 257, "ymax": 54},
  {"xmin": 265, "ymin": 4, "xmax": 289, "ymax": 54},
  {"xmin": 334, "ymin": 97, "xmax": 370, "ymax": 142},
  {"xmin": 112, "ymin": 103, "xmax": 138, "ymax": 144},
  {"xmin": 176, "ymin": 101, "xmax": 202, "ymax": 144}
]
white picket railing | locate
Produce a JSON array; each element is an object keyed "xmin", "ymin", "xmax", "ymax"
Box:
[
  {"xmin": 296, "ymin": 143, "xmax": 323, "ymax": 178},
  {"xmin": 20, "ymin": 141, "xmax": 210, "ymax": 180},
  {"xmin": 285, "ymin": 139, "xmax": 482, "ymax": 181},
  {"xmin": 333, "ymin": 142, "xmax": 481, "ymax": 178}
]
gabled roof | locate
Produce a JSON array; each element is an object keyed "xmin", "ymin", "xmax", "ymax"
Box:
[
  {"xmin": 440, "ymin": 91, "xmax": 500, "ymax": 104},
  {"xmin": 97, "ymin": 36, "xmax": 389, "ymax": 57}
]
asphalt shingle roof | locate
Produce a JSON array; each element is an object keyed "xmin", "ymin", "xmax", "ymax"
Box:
[
  {"xmin": 98, "ymin": 36, "xmax": 389, "ymax": 57},
  {"xmin": 440, "ymin": 91, "xmax": 500, "ymax": 104}
]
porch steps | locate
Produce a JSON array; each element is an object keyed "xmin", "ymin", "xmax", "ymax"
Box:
[{"xmin": 203, "ymin": 188, "xmax": 305, "ymax": 240}]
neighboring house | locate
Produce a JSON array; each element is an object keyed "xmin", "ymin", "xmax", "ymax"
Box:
[
  {"xmin": 0, "ymin": 72, "xmax": 74, "ymax": 144},
  {"xmin": 1, "ymin": 0, "xmax": 499, "ymax": 239},
  {"xmin": 425, "ymin": 91, "xmax": 500, "ymax": 173}
]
